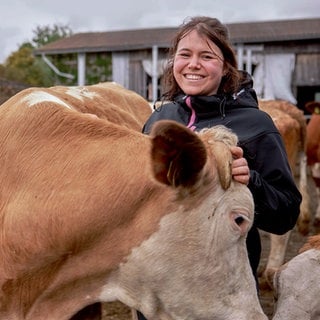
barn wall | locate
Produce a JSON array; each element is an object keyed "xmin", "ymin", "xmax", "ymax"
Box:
[
  {"xmin": 126, "ymin": 49, "xmax": 168, "ymax": 100},
  {"xmin": 129, "ymin": 59, "xmax": 146, "ymax": 98},
  {"xmin": 295, "ymin": 53, "xmax": 320, "ymax": 86},
  {"xmin": 112, "ymin": 41, "xmax": 320, "ymax": 104},
  {"xmin": 233, "ymin": 40, "xmax": 320, "ymax": 111},
  {"xmin": 127, "ymin": 50, "xmax": 149, "ymax": 98},
  {"xmin": 261, "ymin": 41, "xmax": 320, "ymax": 55}
]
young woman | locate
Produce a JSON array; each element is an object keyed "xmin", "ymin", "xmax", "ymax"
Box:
[{"xmin": 136, "ymin": 16, "xmax": 301, "ymax": 320}]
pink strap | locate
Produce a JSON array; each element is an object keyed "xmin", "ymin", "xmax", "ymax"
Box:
[{"xmin": 185, "ymin": 96, "xmax": 196, "ymax": 131}]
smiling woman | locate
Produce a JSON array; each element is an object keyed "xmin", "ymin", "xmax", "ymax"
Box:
[{"xmin": 135, "ymin": 15, "xmax": 301, "ymax": 320}]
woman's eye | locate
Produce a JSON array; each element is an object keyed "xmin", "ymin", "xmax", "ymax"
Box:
[{"xmin": 203, "ymin": 54, "xmax": 220, "ymax": 60}]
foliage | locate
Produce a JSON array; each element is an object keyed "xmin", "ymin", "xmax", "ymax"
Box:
[
  {"xmin": 32, "ymin": 24, "xmax": 73, "ymax": 48},
  {"xmin": 86, "ymin": 53, "xmax": 112, "ymax": 85},
  {"xmin": 0, "ymin": 23, "xmax": 113, "ymax": 94},
  {"xmin": 3, "ymin": 44, "xmax": 54, "ymax": 86},
  {"xmin": 1, "ymin": 24, "xmax": 72, "ymax": 87}
]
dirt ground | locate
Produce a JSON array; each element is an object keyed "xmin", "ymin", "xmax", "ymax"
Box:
[{"xmin": 100, "ymin": 175, "xmax": 319, "ymax": 320}]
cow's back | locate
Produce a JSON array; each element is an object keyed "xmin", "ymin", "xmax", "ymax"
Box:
[
  {"xmin": 52, "ymin": 82, "xmax": 152, "ymax": 129},
  {"xmin": 258, "ymin": 99, "xmax": 306, "ymax": 171},
  {"xmin": 2, "ymin": 82, "xmax": 151, "ymax": 131},
  {"xmin": 305, "ymin": 101, "xmax": 320, "ymax": 166}
]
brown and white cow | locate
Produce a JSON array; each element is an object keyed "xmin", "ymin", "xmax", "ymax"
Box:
[
  {"xmin": 258, "ymin": 100, "xmax": 310, "ymax": 286},
  {"xmin": 0, "ymin": 84, "xmax": 268, "ymax": 320},
  {"xmin": 305, "ymin": 101, "xmax": 320, "ymax": 227},
  {"xmin": 1, "ymin": 81, "xmax": 152, "ymax": 320},
  {"xmin": 272, "ymin": 234, "xmax": 320, "ymax": 320}
]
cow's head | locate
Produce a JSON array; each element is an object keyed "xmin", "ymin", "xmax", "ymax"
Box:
[
  {"xmin": 150, "ymin": 120, "xmax": 253, "ymax": 237},
  {"xmin": 101, "ymin": 120, "xmax": 267, "ymax": 320}
]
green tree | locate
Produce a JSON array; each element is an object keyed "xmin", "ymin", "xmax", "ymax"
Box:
[
  {"xmin": 2, "ymin": 24, "xmax": 73, "ymax": 87},
  {"xmin": 32, "ymin": 24, "xmax": 72, "ymax": 48},
  {"xmin": 4, "ymin": 43, "xmax": 53, "ymax": 86},
  {"xmin": 1, "ymin": 23, "xmax": 112, "ymax": 90}
]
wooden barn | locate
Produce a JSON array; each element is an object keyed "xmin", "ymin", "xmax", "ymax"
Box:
[{"xmin": 34, "ymin": 17, "xmax": 320, "ymax": 112}]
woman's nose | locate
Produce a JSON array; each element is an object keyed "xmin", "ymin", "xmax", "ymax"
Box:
[{"xmin": 188, "ymin": 56, "xmax": 201, "ymax": 69}]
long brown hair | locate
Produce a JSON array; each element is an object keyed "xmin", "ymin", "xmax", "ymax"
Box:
[{"xmin": 162, "ymin": 16, "xmax": 240, "ymax": 100}]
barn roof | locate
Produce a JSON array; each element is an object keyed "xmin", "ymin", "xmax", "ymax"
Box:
[{"xmin": 35, "ymin": 17, "xmax": 320, "ymax": 55}]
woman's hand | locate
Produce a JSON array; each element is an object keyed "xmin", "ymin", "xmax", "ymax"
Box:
[{"xmin": 230, "ymin": 146, "xmax": 250, "ymax": 185}]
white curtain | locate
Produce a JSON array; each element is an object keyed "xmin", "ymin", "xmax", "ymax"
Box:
[
  {"xmin": 253, "ymin": 53, "xmax": 297, "ymax": 104},
  {"xmin": 142, "ymin": 59, "xmax": 167, "ymax": 77}
]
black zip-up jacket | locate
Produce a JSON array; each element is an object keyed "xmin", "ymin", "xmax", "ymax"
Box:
[{"xmin": 143, "ymin": 73, "xmax": 301, "ymax": 276}]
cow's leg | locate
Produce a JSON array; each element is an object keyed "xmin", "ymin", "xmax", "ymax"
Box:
[
  {"xmin": 311, "ymin": 163, "xmax": 320, "ymax": 228},
  {"xmin": 314, "ymin": 188, "xmax": 320, "ymax": 228},
  {"xmin": 263, "ymin": 232, "xmax": 291, "ymax": 288},
  {"xmin": 296, "ymin": 152, "xmax": 311, "ymax": 235}
]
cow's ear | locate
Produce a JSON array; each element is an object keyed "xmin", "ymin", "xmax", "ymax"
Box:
[
  {"xmin": 210, "ymin": 141, "xmax": 232, "ymax": 190},
  {"xmin": 150, "ymin": 120, "xmax": 207, "ymax": 187}
]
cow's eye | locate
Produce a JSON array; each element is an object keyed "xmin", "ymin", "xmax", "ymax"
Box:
[
  {"xmin": 230, "ymin": 211, "xmax": 251, "ymax": 235},
  {"xmin": 235, "ymin": 215, "xmax": 245, "ymax": 226}
]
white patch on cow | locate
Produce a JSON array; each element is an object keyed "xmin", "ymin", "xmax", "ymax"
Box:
[
  {"xmin": 273, "ymin": 248, "xmax": 320, "ymax": 320},
  {"xmin": 65, "ymin": 86, "xmax": 99, "ymax": 101},
  {"xmin": 22, "ymin": 91, "xmax": 72, "ymax": 109}
]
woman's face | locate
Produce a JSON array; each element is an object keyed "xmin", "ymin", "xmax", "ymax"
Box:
[{"xmin": 173, "ymin": 30, "xmax": 225, "ymax": 96}]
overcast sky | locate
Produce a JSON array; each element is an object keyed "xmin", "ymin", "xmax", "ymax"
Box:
[{"xmin": 1, "ymin": 0, "xmax": 319, "ymax": 63}]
